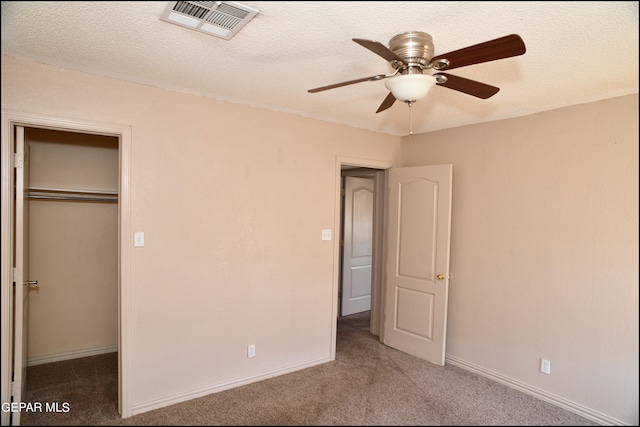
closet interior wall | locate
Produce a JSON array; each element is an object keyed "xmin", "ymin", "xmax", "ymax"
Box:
[{"xmin": 25, "ymin": 128, "xmax": 119, "ymax": 365}]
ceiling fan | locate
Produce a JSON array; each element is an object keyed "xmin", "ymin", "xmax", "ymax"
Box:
[{"xmin": 308, "ymin": 32, "xmax": 526, "ymax": 113}]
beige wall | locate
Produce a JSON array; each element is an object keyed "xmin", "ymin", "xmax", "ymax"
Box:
[
  {"xmin": 2, "ymin": 55, "xmax": 401, "ymax": 414},
  {"xmin": 26, "ymin": 129, "xmax": 119, "ymax": 362},
  {"xmin": 401, "ymin": 94, "xmax": 639, "ymax": 425},
  {"xmin": 2, "ymin": 54, "xmax": 637, "ymax": 424}
]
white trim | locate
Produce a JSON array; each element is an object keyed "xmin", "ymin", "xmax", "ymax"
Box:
[
  {"xmin": 118, "ymin": 114, "xmax": 133, "ymax": 419},
  {"xmin": 27, "ymin": 345, "xmax": 118, "ymax": 367},
  {"xmin": 331, "ymin": 156, "xmax": 393, "ymax": 360},
  {"xmin": 0, "ymin": 110, "xmax": 132, "ymax": 420},
  {"xmin": 131, "ymin": 356, "xmax": 331, "ymax": 415},
  {"xmin": 370, "ymin": 169, "xmax": 386, "ymax": 336},
  {"xmin": 445, "ymin": 354, "xmax": 624, "ymax": 426},
  {"xmin": 1, "ymin": 112, "xmax": 15, "ymax": 427}
]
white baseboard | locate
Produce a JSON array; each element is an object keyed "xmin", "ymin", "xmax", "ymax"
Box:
[
  {"xmin": 445, "ymin": 354, "xmax": 626, "ymax": 426},
  {"xmin": 27, "ymin": 344, "xmax": 118, "ymax": 367},
  {"xmin": 47, "ymin": 347, "xmax": 624, "ymax": 425},
  {"xmin": 131, "ymin": 355, "xmax": 331, "ymax": 416}
]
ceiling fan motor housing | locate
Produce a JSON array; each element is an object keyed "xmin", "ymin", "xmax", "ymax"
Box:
[{"xmin": 389, "ymin": 31, "xmax": 435, "ymax": 74}]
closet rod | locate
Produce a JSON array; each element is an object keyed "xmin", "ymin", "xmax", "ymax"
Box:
[
  {"xmin": 26, "ymin": 186, "xmax": 118, "ymax": 203},
  {"xmin": 28, "ymin": 186, "xmax": 118, "ymax": 196},
  {"xmin": 26, "ymin": 193, "xmax": 118, "ymax": 203}
]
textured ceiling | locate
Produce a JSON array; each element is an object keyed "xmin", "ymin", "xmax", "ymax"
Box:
[{"xmin": 1, "ymin": 1, "xmax": 638, "ymax": 136}]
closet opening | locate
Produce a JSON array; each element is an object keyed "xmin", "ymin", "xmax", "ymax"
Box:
[
  {"xmin": 22, "ymin": 127, "xmax": 119, "ymax": 423},
  {"xmin": 2, "ymin": 111, "xmax": 132, "ymax": 424}
]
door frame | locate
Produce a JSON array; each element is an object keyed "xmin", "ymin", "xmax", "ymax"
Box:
[
  {"xmin": 1, "ymin": 110, "xmax": 132, "ymax": 422},
  {"xmin": 331, "ymin": 156, "xmax": 392, "ymax": 360}
]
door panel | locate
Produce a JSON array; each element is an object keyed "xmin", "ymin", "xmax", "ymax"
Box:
[
  {"xmin": 382, "ymin": 164, "xmax": 452, "ymax": 365},
  {"xmin": 341, "ymin": 176, "xmax": 374, "ymax": 316}
]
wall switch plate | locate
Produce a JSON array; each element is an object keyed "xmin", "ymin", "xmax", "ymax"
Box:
[
  {"xmin": 321, "ymin": 229, "xmax": 332, "ymax": 241},
  {"xmin": 134, "ymin": 231, "xmax": 144, "ymax": 247}
]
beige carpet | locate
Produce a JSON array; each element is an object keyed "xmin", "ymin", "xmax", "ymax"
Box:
[{"xmin": 21, "ymin": 311, "xmax": 598, "ymax": 426}]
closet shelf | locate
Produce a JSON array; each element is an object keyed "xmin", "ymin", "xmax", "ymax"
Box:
[{"xmin": 26, "ymin": 186, "xmax": 118, "ymax": 203}]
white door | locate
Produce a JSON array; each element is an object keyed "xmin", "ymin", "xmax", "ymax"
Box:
[
  {"xmin": 341, "ymin": 176, "xmax": 374, "ymax": 316},
  {"xmin": 382, "ymin": 164, "xmax": 452, "ymax": 365},
  {"xmin": 12, "ymin": 126, "xmax": 33, "ymax": 426}
]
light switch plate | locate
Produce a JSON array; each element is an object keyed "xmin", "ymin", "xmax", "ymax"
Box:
[
  {"xmin": 134, "ymin": 231, "xmax": 145, "ymax": 247},
  {"xmin": 322, "ymin": 229, "xmax": 332, "ymax": 241}
]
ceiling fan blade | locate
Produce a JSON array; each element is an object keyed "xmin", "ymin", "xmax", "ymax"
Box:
[
  {"xmin": 430, "ymin": 34, "xmax": 526, "ymax": 71},
  {"xmin": 352, "ymin": 38, "xmax": 406, "ymax": 64},
  {"xmin": 376, "ymin": 92, "xmax": 397, "ymax": 113},
  {"xmin": 308, "ymin": 74, "xmax": 390, "ymax": 93},
  {"xmin": 434, "ymin": 73, "xmax": 500, "ymax": 99}
]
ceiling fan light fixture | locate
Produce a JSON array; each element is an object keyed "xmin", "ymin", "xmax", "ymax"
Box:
[{"xmin": 385, "ymin": 74, "xmax": 437, "ymax": 102}]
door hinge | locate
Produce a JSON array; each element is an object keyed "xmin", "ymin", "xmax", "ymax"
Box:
[
  {"xmin": 14, "ymin": 152, "xmax": 23, "ymax": 169},
  {"xmin": 340, "ymin": 239, "xmax": 344, "ymax": 247}
]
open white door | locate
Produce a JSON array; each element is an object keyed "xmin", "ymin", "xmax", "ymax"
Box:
[
  {"xmin": 341, "ymin": 175, "xmax": 374, "ymax": 316},
  {"xmin": 382, "ymin": 164, "xmax": 452, "ymax": 366},
  {"xmin": 12, "ymin": 126, "xmax": 33, "ymax": 425}
]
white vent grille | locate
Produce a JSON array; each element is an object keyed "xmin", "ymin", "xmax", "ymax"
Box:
[{"xmin": 160, "ymin": 1, "xmax": 259, "ymax": 40}]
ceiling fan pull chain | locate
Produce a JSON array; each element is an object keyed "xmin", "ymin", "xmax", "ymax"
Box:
[{"xmin": 408, "ymin": 101, "xmax": 413, "ymax": 137}]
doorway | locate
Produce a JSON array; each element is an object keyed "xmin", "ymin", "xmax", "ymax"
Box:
[
  {"xmin": 1, "ymin": 111, "xmax": 133, "ymax": 424},
  {"xmin": 23, "ymin": 128, "xmax": 119, "ymax": 418},
  {"xmin": 331, "ymin": 156, "xmax": 392, "ymax": 360},
  {"xmin": 332, "ymin": 158, "xmax": 454, "ymax": 366}
]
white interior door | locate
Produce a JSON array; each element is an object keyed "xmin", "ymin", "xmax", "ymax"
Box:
[
  {"xmin": 382, "ymin": 164, "xmax": 452, "ymax": 365},
  {"xmin": 341, "ymin": 175, "xmax": 374, "ymax": 316},
  {"xmin": 12, "ymin": 125, "xmax": 31, "ymax": 426}
]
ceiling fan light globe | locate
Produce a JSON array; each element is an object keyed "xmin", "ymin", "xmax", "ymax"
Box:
[{"xmin": 385, "ymin": 74, "xmax": 437, "ymax": 102}]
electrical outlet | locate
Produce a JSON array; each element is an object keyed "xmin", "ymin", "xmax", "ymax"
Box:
[
  {"xmin": 248, "ymin": 344, "xmax": 256, "ymax": 358},
  {"xmin": 540, "ymin": 358, "xmax": 551, "ymax": 375}
]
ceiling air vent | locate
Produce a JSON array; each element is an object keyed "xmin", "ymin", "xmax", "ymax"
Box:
[{"xmin": 160, "ymin": 1, "xmax": 259, "ymax": 40}]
